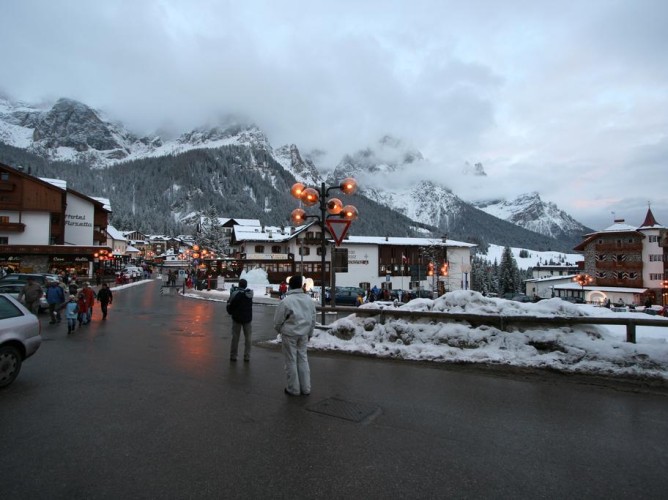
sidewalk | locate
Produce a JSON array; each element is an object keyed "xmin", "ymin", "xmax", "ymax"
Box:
[{"xmin": 179, "ymin": 282, "xmax": 282, "ymax": 306}]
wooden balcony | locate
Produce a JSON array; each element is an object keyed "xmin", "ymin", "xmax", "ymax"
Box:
[
  {"xmin": 594, "ymin": 243, "xmax": 643, "ymax": 252},
  {"xmin": 595, "ymin": 261, "xmax": 643, "ymax": 270},
  {"xmin": 93, "ymin": 230, "xmax": 108, "ymax": 243},
  {"xmin": 596, "ymin": 278, "xmax": 644, "ymax": 288},
  {"xmin": 0, "ymin": 221, "xmax": 25, "ymax": 232}
]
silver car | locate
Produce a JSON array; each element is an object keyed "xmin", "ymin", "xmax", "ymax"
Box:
[
  {"xmin": 0, "ymin": 283, "xmax": 49, "ymax": 313},
  {"xmin": 0, "ymin": 294, "xmax": 42, "ymax": 388}
]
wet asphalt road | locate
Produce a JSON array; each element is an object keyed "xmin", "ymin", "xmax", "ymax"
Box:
[{"xmin": 1, "ymin": 280, "xmax": 667, "ymax": 499}]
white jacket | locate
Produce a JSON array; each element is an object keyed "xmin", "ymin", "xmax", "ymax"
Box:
[{"xmin": 273, "ymin": 288, "xmax": 316, "ymax": 337}]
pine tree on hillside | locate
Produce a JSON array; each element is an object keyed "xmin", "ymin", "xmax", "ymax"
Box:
[
  {"xmin": 498, "ymin": 246, "xmax": 521, "ymax": 295},
  {"xmin": 196, "ymin": 206, "xmax": 230, "ymax": 255}
]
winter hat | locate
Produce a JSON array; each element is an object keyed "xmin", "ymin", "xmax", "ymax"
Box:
[
  {"xmin": 289, "ymin": 275, "xmax": 303, "ymax": 290},
  {"xmin": 238, "ymin": 279, "xmax": 248, "ymax": 288}
]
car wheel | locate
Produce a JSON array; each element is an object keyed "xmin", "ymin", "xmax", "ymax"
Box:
[{"xmin": 0, "ymin": 345, "xmax": 22, "ymax": 388}]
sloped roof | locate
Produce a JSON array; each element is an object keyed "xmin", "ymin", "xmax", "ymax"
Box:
[
  {"xmin": 638, "ymin": 207, "xmax": 665, "ymax": 230},
  {"xmin": 105, "ymin": 225, "xmax": 126, "ymax": 241}
]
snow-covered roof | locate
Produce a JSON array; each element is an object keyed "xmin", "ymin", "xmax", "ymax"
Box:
[
  {"xmin": 220, "ymin": 217, "xmax": 261, "ymax": 226},
  {"xmin": 343, "ymin": 235, "xmax": 476, "ymax": 248},
  {"xmin": 91, "ymin": 196, "xmax": 112, "ymax": 211},
  {"xmin": 601, "ymin": 221, "xmax": 639, "ymax": 233},
  {"xmin": 234, "ymin": 224, "xmax": 308, "ymax": 242},
  {"xmin": 525, "ymin": 274, "xmax": 579, "ymax": 283},
  {"xmin": 40, "ymin": 177, "xmax": 67, "ymax": 190},
  {"xmin": 553, "ymin": 283, "xmax": 648, "ymax": 293},
  {"xmin": 126, "ymin": 245, "xmax": 141, "ymax": 253},
  {"xmin": 106, "ymin": 225, "xmax": 126, "ymax": 241}
]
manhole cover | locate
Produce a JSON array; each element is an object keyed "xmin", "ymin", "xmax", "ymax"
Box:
[{"xmin": 306, "ymin": 397, "xmax": 381, "ymax": 423}]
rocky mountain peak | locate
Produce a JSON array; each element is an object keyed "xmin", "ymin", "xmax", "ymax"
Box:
[
  {"xmin": 32, "ymin": 98, "xmax": 125, "ymax": 153},
  {"xmin": 274, "ymin": 144, "xmax": 322, "ymax": 186}
]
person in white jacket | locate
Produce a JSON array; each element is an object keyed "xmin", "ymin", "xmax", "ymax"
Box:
[{"xmin": 273, "ymin": 275, "xmax": 316, "ymax": 396}]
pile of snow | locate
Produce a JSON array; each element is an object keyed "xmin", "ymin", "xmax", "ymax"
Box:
[
  {"xmin": 239, "ymin": 267, "xmax": 270, "ymax": 285},
  {"xmin": 309, "ymin": 291, "xmax": 668, "ymax": 380}
]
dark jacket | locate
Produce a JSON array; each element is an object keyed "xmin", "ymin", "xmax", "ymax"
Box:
[
  {"xmin": 226, "ymin": 288, "xmax": 254, "ymax": 324},
  {"xmin": 97, "ymin": 287, "xmax": 113, "ymax": 305}
]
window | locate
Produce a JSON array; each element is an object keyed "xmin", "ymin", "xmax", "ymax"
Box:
[
  {"xmin": 299, "ymin": 247, "xmax": 310, "ymax": 256},
  {"xmin": 271, "ymin": 245, "xmax": 282, "ymax": 254},
  {"xmin": 254, "ymin": 245, "xmax": 264, "ymax": 253},
  {"xmin": 0, "ymin": 237, "xmax": 8, "ymax": 244},
  {"xmin": 317, "ymin": 247, "xmax": 327, "ymax": 256},
  {"xmin": 0, "ymin": 172, "xmax": 8, "ymax": 181},
  {"xmin": 649, "ymin": 235, "xmax": 659, "ymax": 243},
  {"xmin": 0, "ymin": 295, "xmax": 22, "ymax": 319},
  {"xmin": 0, "ymin": 216, "xmax": 8, "ymax": 224},
  {"xmin": 650, "ymin": 273, "xmax": 663, "ymax": 280}
]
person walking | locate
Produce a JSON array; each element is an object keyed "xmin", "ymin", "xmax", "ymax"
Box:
[
  {"xmin": 64, "ymin": 295, "xmax": 79, "ymax": 334},
  {"xmin": 97, "ymin": 282, "xmax": 113, "ymax": 320},
  {"xmin": 226, "ymin": 278, "xmax": 254, "ymax": 362},
  {"xmin": 45, "ymin": 280, "xmax": 65, "ymax": 324},
  {"xmin": 81, "ymin": 282, "xmax": 96, "ymax": 324},
  {"xmin": 18, "ymin": 277, "xmax": 43, "ymax": 315},
  {"xmin": 76, "ymin": 292, "xmax": 87, "ymax": 327},
  {"xmin": 273, "ymin": 275, "xmax": 316, "ymax": 396}
]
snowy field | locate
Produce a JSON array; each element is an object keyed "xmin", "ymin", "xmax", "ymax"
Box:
[{"xmin": 180, "ymin": 270, "xmax": 668, "ymax": 382}]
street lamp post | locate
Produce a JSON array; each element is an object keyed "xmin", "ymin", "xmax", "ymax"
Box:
[
  {"xmin": 290, "ymin": 178, "xmax": 358, "ymax": 324},
  {"xmin": 573, "ymin": 273, "xmax": 593, "ymax": 302}
]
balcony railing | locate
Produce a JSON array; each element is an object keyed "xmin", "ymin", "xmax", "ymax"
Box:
[
  {"xmin": 595, "ymin": 261, "xmax": 643, "ymax": 270},
  {"xmin": 594, "ymin": 243, "xmax": 643, "ymax": 252},
  {"xmin": 0, "ymin": 221, "xmax": 25, "ymax": 232}
]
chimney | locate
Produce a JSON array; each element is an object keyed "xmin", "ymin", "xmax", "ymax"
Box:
[{"xmin": 385, "ymin": 235, "xmax": 389, "ymax": 241}]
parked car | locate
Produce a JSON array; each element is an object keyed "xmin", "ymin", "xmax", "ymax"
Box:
[
  {"xmin": 328, "ymin": 286, "xmax": 366, "ymax": 306},
  {"xmin": 116, "ymin": 266, "xmax": 142, "ymax": 279},
  {"xmin": 0, "ymin": 273, "xmax": 50, "ymax": 286},
  {"xmin": 512, "ymin": 294, "xmax": 533, "ymax": 303},
  {"xmin": 561, "ymin": 296, "xmax": 585, "ymax": 304},
  {"xmin": 0, "ymin": 283, "xmax": 49, "ymax": 313},
  {"xmin": 0, "ymin": 294, "xmax": 42, "ymax": 388},
  {"xmin": 657, "ymin": 306, "xmax": 668, "ymax": 317}
]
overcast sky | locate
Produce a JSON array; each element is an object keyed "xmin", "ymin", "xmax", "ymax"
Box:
[{"xmin": 1, "ymin": 0, "xmax": 667, "ymax": 230}]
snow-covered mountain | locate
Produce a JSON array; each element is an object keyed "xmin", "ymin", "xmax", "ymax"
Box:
[
  {"xmin": 0, "ymin": 96, "xmax": 272, "ymax": 167},
  {"xmin": 473, "ymin": 193, "xmax": 592, "ymax": 240},
  {"xmin": 0, "ymin": 95, "xmax": 591, "ymax": 249}
]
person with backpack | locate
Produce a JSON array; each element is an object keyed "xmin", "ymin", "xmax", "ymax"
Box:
[{"xmin": 226, "ymin": 279, "xmax": 254, "ymax": 362}]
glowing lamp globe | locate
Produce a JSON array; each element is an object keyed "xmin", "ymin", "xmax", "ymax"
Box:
[
  {"xmin": 301, "ymin": 187, "xmax": 320, "ymax": 206},
  {"xmin": 340, "ymin": 177, "xmax": 357, "ymax": 195},
  {"xmin": 327, "ymin": 198, "xmax": 343, "ymax": 215},
  {"xmin": 341, "ymin": 205, "xmax": 359, "ymax": 220},
  {"xmin": 290, "ymin": 182, "xmax": 305, "ymax": 199},
  {"xmin": 291, "ymin": 208, "xmax": 306, "ymax": 225}
]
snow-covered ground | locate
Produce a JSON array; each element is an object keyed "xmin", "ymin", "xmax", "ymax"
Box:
[
  {"xmin": 181, "ymin": 270, "xmax": 668, "ymax": 381},
  {"xmin": 477, "ymin": 243, "xmax": 583, "ymax": 269}
]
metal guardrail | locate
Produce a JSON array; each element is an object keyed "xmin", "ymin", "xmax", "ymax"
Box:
[{"xmin": 316, "ymin": 305, "xmax": 668, "ymax": 343}]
